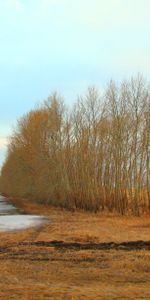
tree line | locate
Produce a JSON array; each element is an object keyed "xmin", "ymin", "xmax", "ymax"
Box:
[{"xmin": 0, "ymin": 76, "xmax": 149, "ymax": 215}]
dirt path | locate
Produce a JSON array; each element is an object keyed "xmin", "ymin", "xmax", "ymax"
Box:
[{"xmin": 0, "ymin": 239, "xmax": 150, "ymax": 263}]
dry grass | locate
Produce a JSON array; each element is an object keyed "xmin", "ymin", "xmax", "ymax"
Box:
[
  {"xmin": 0, "ymin": 247, "xmax": 150, "ymax": 300},
  {"xmin": 0, "ymin": 199, "xmax": 150, "ymax": 299}
]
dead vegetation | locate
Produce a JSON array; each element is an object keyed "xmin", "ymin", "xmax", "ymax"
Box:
[{"xmin": 0, "ymin": 203, "xmax": 150, "ymax": 299}]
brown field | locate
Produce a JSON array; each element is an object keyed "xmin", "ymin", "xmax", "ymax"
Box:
[{"xmin": 0, "ymin": 199, "xmax": 150, "ymax": 299}]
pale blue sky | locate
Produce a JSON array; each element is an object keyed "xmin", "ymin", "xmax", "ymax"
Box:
[{"xmin": 0, "ymin": 0, "xmax": 150, "ymax": 166}]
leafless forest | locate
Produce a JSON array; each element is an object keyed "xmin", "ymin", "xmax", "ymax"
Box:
[{"xmin": 0, "ymin": 76, "xmax": 149, "ymax": 215}]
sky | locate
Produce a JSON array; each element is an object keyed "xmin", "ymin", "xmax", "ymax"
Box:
[{"xmin": 0, "ymin": 0, "xmax": 150, "ymax": 167}]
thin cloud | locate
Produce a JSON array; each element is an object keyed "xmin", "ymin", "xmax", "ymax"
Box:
[
  {"xmin": 34, "ymin": 0, "xmax": 150, "ymax": 28},
  {"xmin": 0, "ymin": 138, "xmax": 8, "ymax": 150}
]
